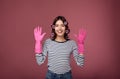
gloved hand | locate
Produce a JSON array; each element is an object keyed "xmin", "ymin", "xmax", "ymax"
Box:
[
  {"xmin": 75, "ymin": 28, "xmax": 86, "ymax": 54},
  {"xmin": 34, "ymin": 26, "xmax": 46, "ymax": 53}
]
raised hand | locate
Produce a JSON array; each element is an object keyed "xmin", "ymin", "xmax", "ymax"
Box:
[
  {"xmin": 77, "ymin": 29, "xmax": 86, "ymax": 43},
  {"xmin": 34, "ymin": 26, "xmax": 46, "ymax": 53},
  {"xmin": 34, "ymin": 26, "xmax": 46, "ymax": 42},
  {"xmin": 75, "ymin": 28, "xmax": 86, "ymax": 54}
]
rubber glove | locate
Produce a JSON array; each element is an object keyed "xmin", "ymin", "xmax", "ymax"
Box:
[
  {"xmin": 75, "ymin": 28, "xmax": 86, "ymax": 54},
  {"xmin": 34, "ymin": 26, "xmax": 46, "ymax": 53}
]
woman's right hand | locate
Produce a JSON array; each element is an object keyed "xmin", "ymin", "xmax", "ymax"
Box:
[
  {"xmin": 34, "ymin": 26, "xmax": 46, "ymax": 53},
  {"xmin": 34, "ymin": 26, "xmax": 46, "ymax": 42}
]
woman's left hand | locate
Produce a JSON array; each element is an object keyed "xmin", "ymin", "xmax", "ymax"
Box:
[{"xmin": 74, "ymin": 28, "xmax": 86, "ymax": 53}]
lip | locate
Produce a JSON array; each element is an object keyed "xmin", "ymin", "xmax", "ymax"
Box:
[
  {"xmin": 57, "ymin": 30, "xmax": 63, "ymax": 33},
  {"xmin": 56, "ymin": 29, "xmax": 64, "ymax": 34}
]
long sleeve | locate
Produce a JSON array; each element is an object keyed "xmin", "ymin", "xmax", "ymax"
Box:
[
  {"xmin": 35, "ymin": 39, "xmax": 49, "ymax": 65},
  {"xmin": 72, "ymin": 41, "xmax": 85, "ymax": 67}
]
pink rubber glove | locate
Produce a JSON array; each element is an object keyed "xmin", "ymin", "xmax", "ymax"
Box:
[
  {"xmin": 34, "ymin": 26, "xmax": 46, "ymax": 53},
  {"xmin": 75, "ymin": 28, "xmax": 86, "ymax": 54}
]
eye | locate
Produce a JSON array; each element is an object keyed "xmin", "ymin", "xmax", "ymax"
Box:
[
  {"xmin": 61, "ymin": 24, "xmax": 65, "ymax": 27},
  {"xmin": 55, "ymin": 24, "xmax": 58, "ymax": 27}
]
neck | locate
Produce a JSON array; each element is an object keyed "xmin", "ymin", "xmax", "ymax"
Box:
[{"xmin": 55, "ymin": 36, "xmax": 66, "ymax": 42}]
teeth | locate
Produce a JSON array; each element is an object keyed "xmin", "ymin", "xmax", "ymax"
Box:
[{"xmin": 58, "ymin": 30, "xmax": 62, "ymax": 33}]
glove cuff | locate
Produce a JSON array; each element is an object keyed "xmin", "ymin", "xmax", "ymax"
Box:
[
  {"xmin": 35, "ymin": 41, "xmax": 42, "ymax": 54},
  {"xmin": 78, "ymin": 43, "xmax": 84, "ymax": 53}
]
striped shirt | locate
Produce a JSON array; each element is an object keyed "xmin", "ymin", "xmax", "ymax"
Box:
[{"xmin": 35, "ymin": 38, "xmax": 84, "ymax": 74}]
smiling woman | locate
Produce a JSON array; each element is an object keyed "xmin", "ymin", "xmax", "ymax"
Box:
[
  {"xmin": 34, "ymin": 16, "xmax": 86, "ymax": 79},
  {"xmin": 0, "ymin": 0, "xmax": 120, "ymax": 79},
  {"xmin": 54, "ymin": 20, "xmax": 66, "ymax": 38},
  {"xmin": 51, "ymin": 16, "xmax": 70, "ymax": 41}
]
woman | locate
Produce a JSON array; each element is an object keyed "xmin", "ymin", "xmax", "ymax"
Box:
[{"xmin": 34, "ymin": 16, "xmax": 86, "ymax": 79}]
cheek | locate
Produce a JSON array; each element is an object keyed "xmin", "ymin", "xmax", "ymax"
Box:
[
  {"xmin": 54, "ymin": 28, "xmax": 59, "ymax": 34},
  {"xmin": 62, "ymin": 27, "xmax": 66, "ymax": 32},
  {"xmin": 54, "ymin": 27, "xmax": 58, "ymax": 31}
]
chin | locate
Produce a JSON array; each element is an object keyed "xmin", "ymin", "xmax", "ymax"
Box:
[
  {"xmin": 57, "ymin": 35, "xmax": 64, "ymax": 37},
  {"xmin": 57, "ymin": 34, "xmax": 64, "ymax": 37}
]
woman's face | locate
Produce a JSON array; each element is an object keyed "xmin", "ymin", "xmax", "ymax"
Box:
[{"xmin": 55, "ymin": 20, "xmax": 66, "ymax": 37}]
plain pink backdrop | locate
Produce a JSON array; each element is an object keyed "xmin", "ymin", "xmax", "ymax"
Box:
[{"xmin": 0, "ymin": 0, "xmax": 120, "ymax": 79}]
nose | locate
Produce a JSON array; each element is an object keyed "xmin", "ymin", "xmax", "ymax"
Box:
[{"xmin": 58, "ymin": 25, "xmax": 62, "ymax": 30}]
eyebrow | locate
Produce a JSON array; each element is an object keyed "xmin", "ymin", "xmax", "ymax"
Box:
[{"xmin": 55, "ymin": 24, "xmax": 64, "ymax": 25}]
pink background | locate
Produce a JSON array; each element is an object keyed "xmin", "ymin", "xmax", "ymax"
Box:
[{"xmin": 0, "ymin": 0, "xmax": 120, "ymax": 79}]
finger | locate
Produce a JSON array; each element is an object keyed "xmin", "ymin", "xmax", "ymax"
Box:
[
  {"xmin": 41, "ymin": 33, "xmax": 46, "ymax": 38},
  {"xmin": 43, "ymin": 33, "xmax": 46, "ymax": 36},
  {"xmin": 38, "ymin": 26, "xmax": 40, "ymax": 32},
  {"xmin": 37, "ymin": 26, "xmax": 39, "ymax": 32},
  {"xmin": 81, "ymin": 29, "xmax": 87, "ymax": 39},
  {"xmin": 82, "ymin": 29, "xmax": 86, "ymax": 36},
  {"xmin": 34, "ymin": 27, "xmax": 37, "ymax": 33},
  {"xmin": 79, "ymin": 29, "xmax": 86, "ymax": 35},
  {"xmin": 37, "ymin": 26, "xmax": 41, "ymax": 34},
  {"xmin": 39, "ymin": 27, "xmax": 42, "ymax": 35}
]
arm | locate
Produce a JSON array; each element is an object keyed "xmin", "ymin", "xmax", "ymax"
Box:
[
  {"xmin": 35, "ymin": 40, "xmax": 48, "ymax": 65},
  {"xmin": 34, "ymin": 26, "xmax": 47, "ymax": 65},
  {"xmin": 72, "ymin": 41, "xmax": 85, "ymax": 67},
  {"xmin": 73, "ymin": 28, "xmax": 86, "ymax": 67}
]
